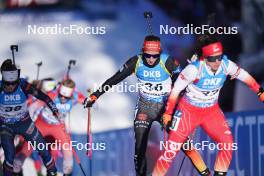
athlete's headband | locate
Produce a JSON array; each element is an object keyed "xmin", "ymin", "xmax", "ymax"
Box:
[
  {"xmin": 2, "ymin": 70, "xmax": 19, "ymax": 82},
  {"xmin": 42, "ymin": 80, "xmax": 56, "ymax": 92},
  {"xmin": 59, "ymin": 85, "xmax": 74, "ymax": 98},
  {"xmin": 143, "ymin": 41, "xmax": 161, "ymax": 52},
  {"xmin": 202, "ymin": 42, "xmax": 223, "ymax": 57}
]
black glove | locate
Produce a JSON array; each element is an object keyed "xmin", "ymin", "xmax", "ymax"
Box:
[
  {"xmin": 257, "ymin": 87, "xmax": 264, "ymax": 102},
  {"xmin": 53, "ymin": 111, "xmax": 60, "ymax": 119},
  {"xmin": 83, "ymin": 95, "xmax": 97, "ymax": 108}
]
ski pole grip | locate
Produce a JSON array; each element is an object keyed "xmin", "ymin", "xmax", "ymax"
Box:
[
  {"xmin": 36, "ymin": 61, "xmax": 42, "ymax": 67},
  {"xmin": 144, "ymin": 11, "xmax": 153, "ymax": 18},
  {"xmin": 69, "ymin": 60, "xmax": 76, "ymax": 66},
  {"xmin": 10, "ymin": 45, "xmax": 18, "ymax": 51}
]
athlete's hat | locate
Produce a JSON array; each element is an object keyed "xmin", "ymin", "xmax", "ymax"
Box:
[{"xmin": 1, "ymin": 59, "xmax": 20, "ymax": 82}]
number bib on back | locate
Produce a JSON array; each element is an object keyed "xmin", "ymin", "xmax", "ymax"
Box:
[
  {"xmin": 135, "ymin": 54, "xmax": 172, "ymax": 103},
  {"xmin": 0, "ymin": 80, "xmax": 28, "ymax": 123}
]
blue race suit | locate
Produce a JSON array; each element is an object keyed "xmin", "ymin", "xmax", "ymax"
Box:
[{"xmin": 0, "ymin": 78, "xmax": 57, "ymax": 176}]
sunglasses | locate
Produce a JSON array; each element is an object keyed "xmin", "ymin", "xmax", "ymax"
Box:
[
  {"xmin": 206, "ymin": 55, "xmax": 223, "ymax": 62},
  {"xmin": 59, "ymin": 94, "xmax": 71, "ymax": 99},
  {"xmin": 4, "ymin": 81, "xmax": 18, "ymax": 86},
  {"xmin": 143, "ymin": 53, "xmax": 160, "ymax": 59}
]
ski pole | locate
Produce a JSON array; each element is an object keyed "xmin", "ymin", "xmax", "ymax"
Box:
[
  {"xmin": 36, "ymin": 61, "xmax": 43, "ymax": 80},
  {"xmin": 144, "ymin": 11, "xmax": 153, "ymax": 35},
  {"xmin": 176, "ymin": 132, "xmax": 195, "ymax": 176},
  {"xmin": 71, "ymin": 146, "xmax": 87, "ymax": 176},
  {"xmin": 87, "ymin": 107, "xmax": 92, "ymax": 158},
  {"xmin": 60, "ymin": 121, "xmax": 88, "ymax": 176},
  {"xmin": 176, "ymin": 155, "xmax": 186, "ymax": 176},
  {"xmin": 66, "ymin": 60, "xmax": 76, "ymax": 79},
  {"xmin": 86, "ymin": 89, "xmax": 93, "ymax": 176},
  {"xmin": 10, "ymin": 45, "xmax": 18, "ymax": 65},
  {"xmin": 86, "ymin": 89, "xmax": 93, "ymax": 158},
  {"xmin": 163, "ymin": 128, "xmax": 167, "ymax": 145}
]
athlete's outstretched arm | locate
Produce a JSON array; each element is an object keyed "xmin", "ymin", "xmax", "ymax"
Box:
[
  {"xmin": 163, "ymin": 65, "xmax": 198, "ymax": 124},
  {"xmin": 92, "ymin": 56, "xmax": 138, "ymax": 98},
  {"xmin": 83, "ymin": 56, "xmax": 138, "ymax": 107},
  {"xmin": 227, "ymin": 60, "xmax": 264, "ymax": 102},
  {"xmin": 21, "ymin": 80, "xmax": 59, "ymax": 115}
]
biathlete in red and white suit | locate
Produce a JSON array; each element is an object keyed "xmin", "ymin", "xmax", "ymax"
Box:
[
  {"xmin": 14, "ymin": 79, "xmax": 85, "ymax": 176},
  {"xmin": 152, "ymin": 36, "xmax": 264, "ymax": 176}
]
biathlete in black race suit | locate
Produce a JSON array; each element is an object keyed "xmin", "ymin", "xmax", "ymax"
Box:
[{"xmin": 83, "ymin": 35, "xmax": 211, "ymax": 176}]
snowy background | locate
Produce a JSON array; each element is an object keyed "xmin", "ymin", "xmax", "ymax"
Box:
[{"xmin": 0, "ymin": 0, "xmax": 263, "ymax": 175}]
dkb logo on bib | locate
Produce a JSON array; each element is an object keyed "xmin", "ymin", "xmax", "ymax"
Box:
[
  {"xmin": 143, "ymin": 70, "xmax": 161, "ymax": 78},
  {"xmin": 4, "ymin": 94, "xmax": 21, "ymax": 101}
]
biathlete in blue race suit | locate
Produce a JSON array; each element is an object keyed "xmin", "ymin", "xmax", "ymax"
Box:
[{"xmin": 0, "ymin": 59, "xmax": 58, "ymax": 176}]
